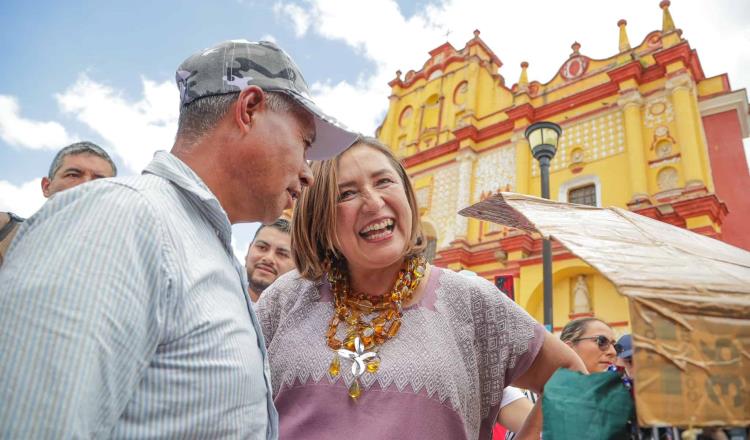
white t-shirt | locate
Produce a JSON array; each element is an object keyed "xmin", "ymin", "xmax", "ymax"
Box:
[{"xmin": 500, "ymin": 386, "xmax": 527, "ymax": 408}]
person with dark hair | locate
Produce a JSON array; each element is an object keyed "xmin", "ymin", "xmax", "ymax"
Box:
[
  {"xmin": 0, "ymin": 141, "xmax": 115, "ymax": 267},
  {"xmin": 560, "ymin": 316, "xmax": 620, "ymax": 373},
  {"xmin": 0, "ymin": 40, "xmax": 356, "ymax": 438},
  {"xmin": 246, "ymin": 218, "xmax": 294, "ymax": 302},
  {"xmin": 256, "ymin": 137, "xmax": 585, "ymax": 439}
]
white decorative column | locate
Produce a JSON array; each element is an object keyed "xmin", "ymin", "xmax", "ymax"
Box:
[
  {"xmin": 454, "ymin": 148, "xmax": 477, "ymax": 240},
  {"xmin": 666, "ymin": 73, "xmax": 705, "ymax": 187},
  {"xmin": 617, "ymin": 90, "xmax": 649, "ymax": 201}
]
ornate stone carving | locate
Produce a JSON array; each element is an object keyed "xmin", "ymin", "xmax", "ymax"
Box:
[
  {"xmin": 561, "ymin": 56, "xmax": 588, "ymax": 80},
  {"xmin": 454, "ymin": 150, "xmax": 477, "ymax": 238},
  {"xmin": 617, "ymin": 90, "xmax": 643, "ymax": 108},
  {"xmin": 655, "ymin": 140, "xmax": 673, "ymax": 158},
  {"xmin": 473, "ymin": 146, "xmax": 515, "ymax": 201},
  {"xmin": 643, "ymin": 97, "xmax": 674, "ymax": 129},
  {"xmin": 657, "ymin": 167, "xmax": 679, "ymax": 190},
  {"xmin": 665, "ymin": 73, "xmax": 694, "ymax": 93},
  {"xmin": 570, "ymin": 147, "xmax": 585, "ymax": 164},
  {"xmin": 534, "ymin": 112, "xmax": 624, "ymax": 176},
  {"xmin": 431, "ymin": 166, "xmax": 459, "ymax": 247}
]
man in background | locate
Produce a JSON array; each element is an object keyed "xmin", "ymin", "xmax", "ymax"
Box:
[
  {"xmin": 245, "ymin": 217, "xmax": 294, "ymax": 302},
  {"xmin": 615, "ymin": 333, "xmax": 633, "ymax": 377},
  {"xmin": 41, "ymin": 141, "xmax": 118, "ymax": 198},
  {"xmin": 0, "ymin": 141, "xmax": 116, "ymax": 266}
]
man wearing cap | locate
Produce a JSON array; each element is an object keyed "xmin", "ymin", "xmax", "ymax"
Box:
[
  {"xmin": 0, "ymin": 40, "xmax": 356, "ymax": 439},
  {"xmin": 615, "ymin": 334, "xmax": 634, "ymax": 377}
]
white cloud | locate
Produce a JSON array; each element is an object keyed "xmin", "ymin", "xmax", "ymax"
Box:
[
  {"xmin": 0, "ymin": 178, "xmax": 45, "ymax": 218},
  {"xmin": 275, "ymin": 2, "xmax": 310, "ymax": 38},
  {"xmin": 275, "ymin": 0, "xmax": 750, "ymax": 136},
  {"xmin": 55, "ymin": 74, "xmax": 178, "ymax": 173},
  {"xmin": 259, "ymin": 33, "xmax": 278, "ymax": 43},
  {"xmin": 0, "ymin": 95, "xmax": 76, "ymax": 150},
  {"xmin": 310, "ymin": 78, "xmax": 387, "ymax": 135}
]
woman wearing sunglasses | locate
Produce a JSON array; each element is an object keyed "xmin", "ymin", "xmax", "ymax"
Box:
[{"xmin": 560, "ymin": 317, "xmax": 620, "ymax": 373}]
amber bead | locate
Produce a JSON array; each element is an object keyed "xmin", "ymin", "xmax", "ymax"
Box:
[
  {"xmin": 346, "ymin": 313, "xmax": 359, "ymax": 326},
  {"xmin": 329, "ymin": 355, "xmax": 340, "ymax": 377},
  {"xmin": 345, "ymin": 338, "xmax": 355, "ymax": 351},
  {"xmin": 366, "ymin": 358, "xmax": 380, "ymax": 373},
  {"xmin": 348, "ymin": 379, "xmax": 361, "ymax": 400},
  {"xmin": 387, "ymin": 320, "xmax": 401, "ymax": 337},
  {"xmin": 326, "ymin": 326, "xmax": 337, "ymax": 337},
  {"xmin": 361, "ymin": 328, "xmax": 374, "ymax": 346},
  {"xmin": 327, "ymin": 338, "xmax": 342, "ymax": 349}
]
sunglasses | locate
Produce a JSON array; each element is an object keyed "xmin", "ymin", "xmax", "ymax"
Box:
[{"xmin": 573, "ymin": 335, "xmax": 624, "ymax": 354}]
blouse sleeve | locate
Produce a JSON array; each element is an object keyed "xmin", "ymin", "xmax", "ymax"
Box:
[
  {"xmin": 466, "ymin": 274, "xmax": 546, "ymax": 417},
  {"xmin": 254, "ymin": 270, "xmax": 310, "ymax": 347}
]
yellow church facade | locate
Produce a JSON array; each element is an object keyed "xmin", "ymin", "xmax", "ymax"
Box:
[{"xmin": 376, "ymin": 1, "xmax": 750, "ymax": 333}]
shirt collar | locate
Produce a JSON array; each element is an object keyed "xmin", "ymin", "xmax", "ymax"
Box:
[{"xmin": 143, "ymin": 151, "xmax": 233, "ymax": 250}]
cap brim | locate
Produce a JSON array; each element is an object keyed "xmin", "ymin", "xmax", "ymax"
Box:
[
  {"xmin": 617, "ymin": 349, "xmax": 633, "ymax": 359},
  {"xmin": 283, "ymin": 91, "xmax": 358, "ymax": 160}
]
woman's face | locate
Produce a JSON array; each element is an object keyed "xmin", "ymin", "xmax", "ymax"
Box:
[
  {"xmin": 334, "ymin": 144, "xmax": 413, "ymax": 274},
  {"xmin": 568, "ymin": 320, "xmax": 617, "ymax": 373}
]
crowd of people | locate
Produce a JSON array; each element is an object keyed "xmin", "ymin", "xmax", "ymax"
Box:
[{"xmin": 0, "ymin": 39, "xmax": 745, "ymax": 440}]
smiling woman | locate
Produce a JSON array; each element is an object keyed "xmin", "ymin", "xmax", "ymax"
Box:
[{"xmin": 255, "ymin": 136, "xmax": 586, "ymax": 439}]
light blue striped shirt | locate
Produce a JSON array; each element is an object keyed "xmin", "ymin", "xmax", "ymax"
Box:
[{"xmin": 0, "ymin": 151, "xmax": 277, "ymax": 439}]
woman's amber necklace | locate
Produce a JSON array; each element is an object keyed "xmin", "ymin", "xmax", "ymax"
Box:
[{"xmin": 326, "ymin": 255, "xmax": 426, "ymax": 400}]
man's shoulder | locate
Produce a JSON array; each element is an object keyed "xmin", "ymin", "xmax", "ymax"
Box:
[
  {"xmin": 27, "ymin": 175, "xmax": 174, "ymax": 233},
  {"xmin": 49, "ymin": 174, "xmax": 177, "ymax": 213},
  {"xmin": 105, "ymin": 173, "xmax": 177, "ymax": 197}
]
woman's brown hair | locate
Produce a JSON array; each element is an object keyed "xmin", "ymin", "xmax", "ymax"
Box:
[
  {"xmin": 560, "ymin": 317, "xmax": 611, "ymax": 344},
  {"xmin": 292, "ymin": 136, "xmax": 425, "ymax": 281}
]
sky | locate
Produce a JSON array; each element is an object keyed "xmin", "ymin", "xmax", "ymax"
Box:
[{"xmin": 1, "ymin": 0, "xmax": 749, "ymax": 259}]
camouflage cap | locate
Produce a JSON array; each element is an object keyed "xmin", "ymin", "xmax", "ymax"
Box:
[{"xmin": 176, "ymin": 39, "xmax": 357, "ymax": 160}]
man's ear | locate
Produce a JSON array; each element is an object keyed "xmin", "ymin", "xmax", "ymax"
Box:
[
  {"xmin": 233, "ymin": 86, "xmax": 265, "ymax": 134},
  {"xmin": 41, "ymin": 177, "xmax": 52, "ymax": 198}
]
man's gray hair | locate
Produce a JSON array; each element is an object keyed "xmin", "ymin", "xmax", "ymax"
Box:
[
  {"xmin": 48, "ymin": 141, "xmax": 117, "ymax": 178},
  {"xmin": 176, "ymin": 91, "xmax": 305, "ymax": 145}
]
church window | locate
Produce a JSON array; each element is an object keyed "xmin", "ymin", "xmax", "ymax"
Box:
[
  {"xmin": 568, "ymin": 184, "xmax": 597, "ymax": 206},
  {"xmin": 453, "ymin": 81, "xmax": 468, "ymax": 105},
  {"xmin": 399, "ymin": 106, "xmax": 413, "ymax": 128}
]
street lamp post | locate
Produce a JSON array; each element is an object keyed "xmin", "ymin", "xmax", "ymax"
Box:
[{"xmin": 525, "ymin": 121, "xmax": 562, "ymax": 331}]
